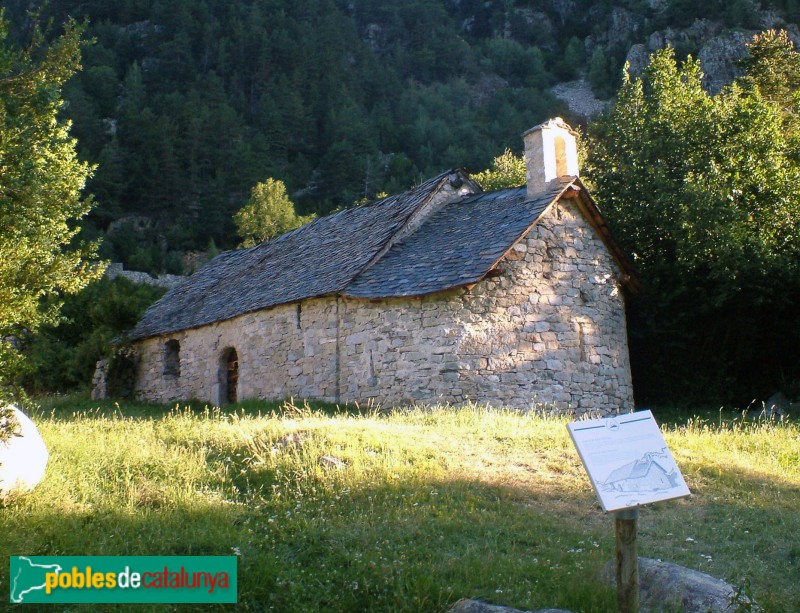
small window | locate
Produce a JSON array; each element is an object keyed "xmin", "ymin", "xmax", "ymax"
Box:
[
  {"xmin": 164, "ymin": 339, "xmax": 180, "ymax": 377},
  {"xmin": 222, "ymin": 347, "xmax": 239, "ymax": 404}
]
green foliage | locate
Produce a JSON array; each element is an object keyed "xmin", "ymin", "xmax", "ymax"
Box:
[
  {"xmin": 587, "ymin": 43, "xmax": 800, "ymax": 404},
  {"xmin": 234, "ymin": 178, "xmax": 316, "ymax": 247},
  {"xmin": 787, "ymin": 0, "xmax": 800, "ymax": 22},
  {"xmin": 7, "ymin": 0, "xmax": 792, "ymax": 264},
  {"xmin": 725, "ymin": 0, "xmax": 761, "ymax": 28},
  {"xmin": 20, "ymin": 277, "xmax": 165, "ymax": 394},
  {"xmin": 472, "ymin": 149, "xmax": 526, "ymax": 190},
  {"xmin": 588, "ymin": 46, "xmax": 614, "ymax": 100},
  {"xmin": 4, "ymin": 399, "xmax": 800, "ymax": 610},
  {"xmin": 0, "ymin": 14, "xmax": 103, "ymax": 392},
  {"xmin": 5, "ymin": 0, "xmax": 631, "ymax": 257},
  {"xmin": 558, "ymin": 36, "xmax": 586, "ymax": 80},
  {"xmin": 482, "ymin": 38, "xmax": 548, "ymax": 87},
  {"xmin": 738, "ymin": 29, "xmax": 800, "ymax": 130},
  {"xmin": 7, "ymin": 1, "xmax": 799, "ymax": 401},
  {"xmin": 0, "ymin": 405, "xmax": 19, "ymax": 444},
  {"xmin": 207, "ymin": 238, "xmax": 220, "ymax": 260}
]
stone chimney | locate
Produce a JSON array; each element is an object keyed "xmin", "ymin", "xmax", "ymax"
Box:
[{"xmin": 522, "ymin": 118, "xmax": 579, "ymax": 198}]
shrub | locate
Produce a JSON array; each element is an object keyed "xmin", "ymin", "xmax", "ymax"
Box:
[{"xmin": 20, "ymin": 277, "xmax": 165, "ymax": 394}]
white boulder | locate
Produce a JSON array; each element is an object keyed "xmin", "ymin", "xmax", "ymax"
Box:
[{"xmin": 0, "ymin": 406, "xmax": 49, "ymax": 496}]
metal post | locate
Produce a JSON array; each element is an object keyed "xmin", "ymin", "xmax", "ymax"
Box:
[{"xmin": 614, "ymin": 507, "xmax": 639, "ymax": 613}]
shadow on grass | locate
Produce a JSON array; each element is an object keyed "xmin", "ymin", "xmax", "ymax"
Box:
[
  {"xmin": 651, "ymin": 404, "xmax": 796, "ymax": 428},
  {"xmin": 29, "ymin": 394, "xmax": 382, "ymax": 422},
  {"xmin": 4, "ymin": 466, "xmax": 799, "ymax": 612},
  {"xmin": 5, "ymin": 404, "xmax": 800, "ymax": 613},
  {"xmin": 3, "ymin": 475, "xmax": 619, "ymax": 613}
]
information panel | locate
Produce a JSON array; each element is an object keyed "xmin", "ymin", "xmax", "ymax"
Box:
[{"xmin": 567, "ymin": 410, "xmax": 690, "ymax": 512}]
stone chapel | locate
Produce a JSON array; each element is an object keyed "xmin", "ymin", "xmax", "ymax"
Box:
[{"xmin": 126, "ymin": 118, "xmax": 637, "ymax": 414}]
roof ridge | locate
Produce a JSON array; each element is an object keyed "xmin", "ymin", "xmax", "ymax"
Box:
[
  {"xmin": 189, "ymin": 175, "xmax": 454, "ymax": 298},
  {"xmin": 129, "ymin": 171, "xmax": 637, "ymax": 341},
  {"xmin": 128, "ymin": 169, "xmax": 474, "ymax": 340},
  {"xmin": 343, "ymin": 182, "xmax": 564, "ymax": 300},
  {"xmin": 345, "ymin": 169, "xmax": 481, "ymax": 291}
]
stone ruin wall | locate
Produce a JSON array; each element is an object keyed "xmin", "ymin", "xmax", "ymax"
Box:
[{"xmin": 133, "ymin": 197, "xmax": 633, "ymax": 415}]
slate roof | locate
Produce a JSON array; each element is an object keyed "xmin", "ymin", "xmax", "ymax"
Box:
[
  {"xmin": 131, "ymin": 171, "xmax": 470, "ymax": 339},
  {"xmin": 129, "ymin": 172, "xmax": 618, "ymax": 341},
  {"xmin": 345, "ymin": 184, "xmax": 561, "ymax": 298}
]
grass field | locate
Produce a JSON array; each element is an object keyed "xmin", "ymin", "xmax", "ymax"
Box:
[{"xmin": 2, "ymin": 396, "xmax": 799, "ymax": 612}]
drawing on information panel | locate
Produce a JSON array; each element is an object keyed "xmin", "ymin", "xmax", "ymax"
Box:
[
  {"xmin": 600, "ymin": 449, "xmax": 681, "ymax": 494},
  {"xmin": 567, "ymin": 410, "xmax": 691, "ymax": 512}
]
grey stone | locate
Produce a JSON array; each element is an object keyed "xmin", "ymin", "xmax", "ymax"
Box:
[
  {"xmin": 106, "ymin": 262, "xmax": 184, "ymax": 289},
  {"xmin": 277, "ymin": 432, "xmax": 306, "ymax": 448},
  {"xmin": 764, "ymin": 392, "xmax": 797, "ymax": 419},
  {"xmin": 448, "ymin": 599, "xmax": 573, "ymax": 613},
  {"xmin": 91, "ymin": 358, "xmax": 108, "ymax": 400},
  {"xmin": 550, "ymin": 80, "xmax": 610, "ymax": 121},
  {"xmin": 624, "ymin": 44, "xmax": 650, "ymax": 78},
  {"xmin": 698, "ymin": 31, "xmax": 751, "ymax": 94},
  {"xmin": 319, "ymin": 454, "xmax": 345, "ymax": 468},
  {"xmin": 601, "ymin": 557, "xmax": 757, "ymax": 612}
]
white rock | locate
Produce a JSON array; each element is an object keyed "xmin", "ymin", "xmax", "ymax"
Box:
[{"xmin": 0, "ymin": 406, "xmax": 49, "ymax": 496}]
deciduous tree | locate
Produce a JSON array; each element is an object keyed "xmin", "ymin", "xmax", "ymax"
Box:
[
  {"xmin": 587, "ymin": 43, "xmax": 800, "ymax": 404},
  {"xmin": 234, "ymin": 178, "xmax": 315, "ymax": 247},
  {"xmin": 0, "ymin": 15, "xmax": 103, "ymax": 391},
  {"xmin": 737, "ymin": 29, "xmax": 800, "ymax": 141},
  {"xmin": 471, "ymin": 149, "xmax": 525, "ymax": 190}
]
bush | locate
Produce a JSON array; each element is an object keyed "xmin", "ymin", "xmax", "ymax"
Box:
[{"xmin": 20, "ymin": 277, "xmax": 165, "ymax": 394}]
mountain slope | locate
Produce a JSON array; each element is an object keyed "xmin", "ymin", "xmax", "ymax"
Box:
[{"xmin": 6, "ymin": 0, "xmax": 797, "ymax": 271}]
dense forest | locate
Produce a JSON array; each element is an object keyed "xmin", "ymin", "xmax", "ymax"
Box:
[
  {"xmin": 5, "ymin": 0, "xmax": 800, "ymax": 405},
  {"xmin": 5, "ymin": 0, "xmax": 799, "ymax": 274}
]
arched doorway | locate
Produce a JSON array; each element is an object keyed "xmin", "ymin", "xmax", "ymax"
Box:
[{"xmin": 221, "ymin": 347, "xmax": 239, "ymax": 404}]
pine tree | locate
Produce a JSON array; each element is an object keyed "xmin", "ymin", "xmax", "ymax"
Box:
[{"xmin": 587, "ymin": 47, "xmax": 611, "ymax": 99}]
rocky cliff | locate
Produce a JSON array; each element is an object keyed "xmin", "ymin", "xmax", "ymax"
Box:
[{"xmin": 550, "ymin": 2, "xmax": 800, "ymax": 118}]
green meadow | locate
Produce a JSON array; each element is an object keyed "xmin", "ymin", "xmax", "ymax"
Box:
[{"xmin": 2, "ymin": 396, "xmax": 799, "ymax": 612}]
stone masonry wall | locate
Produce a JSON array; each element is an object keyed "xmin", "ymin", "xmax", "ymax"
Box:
[
  {"xmin": 133, "ymin": 197, "xmax": 633, "ymax": 415},
  {"xmin": 336, "ymin": 197, "xmax": 633, "ymax": 413},
  {"xmin": 132, "ymin": 298, "xmax": 340, "ymax": 405}
]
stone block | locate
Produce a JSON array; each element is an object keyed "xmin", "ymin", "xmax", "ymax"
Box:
[{"xmin": 600, "ymin": 557, "xmax": 756, "ymax": 613}]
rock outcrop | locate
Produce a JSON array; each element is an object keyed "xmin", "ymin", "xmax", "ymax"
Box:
[
  {"xmin": 697, "ymin": 31, "xmax": 752, "ymax": 93},
  {"xmin": 551, "ymin": 79, "xmax": 610, "ymax": 122},
  {"xmin": 449, "ymin": 599, "xmax": 573, "ymax": 613},
  {"xmin": 623, "ymin": 44, "xmax": 650, "ymax": 78},
  {"xmin": 105, "ymin": 263, "xmax": 184, "ymax": 290},
  {"xmin": 601, "ymin": 557, "xmax": 756, "ymax": 612}
]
